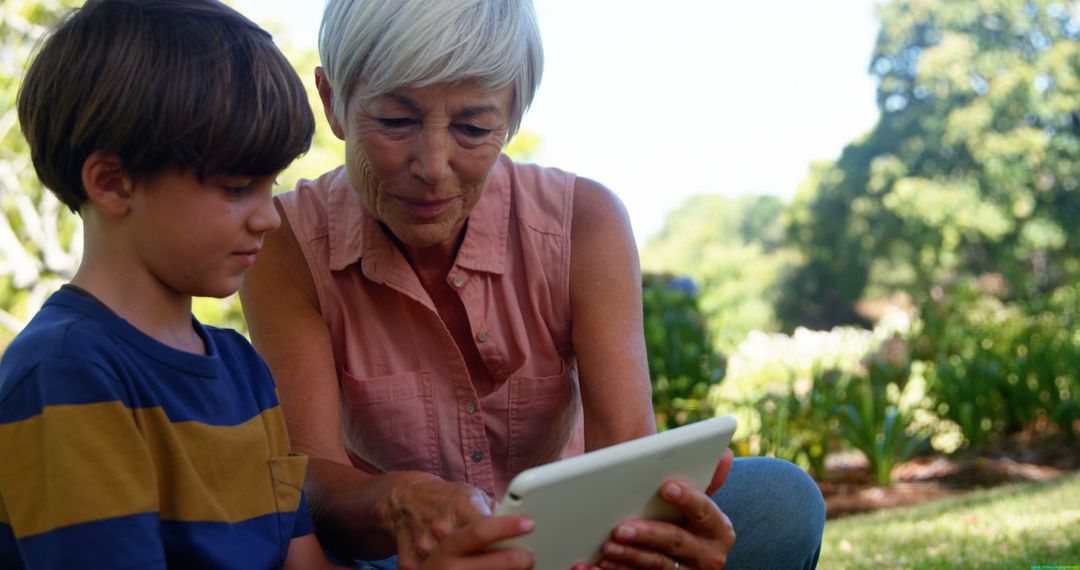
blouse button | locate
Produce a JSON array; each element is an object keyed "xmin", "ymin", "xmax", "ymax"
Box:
[
  {"xmin": 471, "ymin": 450, "xmax": 484, "ymax": 462},
  {"xmin": 477, "ymin": 330, "xmax": 490, "ymax": 342},
  {"xmin": 452, "ymin": 274, "xmax": 466, "ymax": 288},
  {"xmin": 466, "ymin": 401, "xmax": 478, "ymax": 414}
]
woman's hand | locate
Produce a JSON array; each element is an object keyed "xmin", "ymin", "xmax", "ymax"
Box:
[
  {"xmin": 385, "ymin": 471, "xmax": 500, "ymax": 570},
  {"xmin": 418, "ymin": 515, "xmax": 535, "ymax": 570},
  {"xmin": 575, "ymin": 449, "xmax": 736, "ymax": 570}
]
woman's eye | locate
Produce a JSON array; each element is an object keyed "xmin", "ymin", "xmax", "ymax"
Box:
[
  {"xmin": 377, "ymin": 117, "xmax": 415, "ymax": 129},
  {"xmin": 456, "ymin": 124, "xmax": 492, "ymax": 138}
]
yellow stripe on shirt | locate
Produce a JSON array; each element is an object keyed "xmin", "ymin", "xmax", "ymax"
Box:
[
  {"xmin": 137, "ymin": 406, "xmax": 296, "ymax": 523},
  {"xmin": 0, "ymin": 403, "xmax": 301, "ymax": 538},
  {"xmin": 0, "ymin": 402, "xmax": 158, "ymax": 537}
]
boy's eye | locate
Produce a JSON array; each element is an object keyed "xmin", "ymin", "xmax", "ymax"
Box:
[
  {"xmin": 222, "ymin": 184, "xmax": 251, "ymax": 197},
  {"xmin": 214, "ymin": 174, "xmax": 274, "ymax": 198}
]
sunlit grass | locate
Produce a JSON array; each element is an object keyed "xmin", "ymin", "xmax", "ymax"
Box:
[{"xmin": 820, "ymin": 474, "xmax": 1080, "ymax": 569}]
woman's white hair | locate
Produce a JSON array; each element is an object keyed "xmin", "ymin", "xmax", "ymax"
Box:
[{"xmin": 319, "ymin": 0, "xmax": 543, "ymax": 141}]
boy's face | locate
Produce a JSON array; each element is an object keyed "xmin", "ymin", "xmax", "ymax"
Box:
[{"xmin": 126, "ymin": 170, "xmax": 281, "ymax": 299}]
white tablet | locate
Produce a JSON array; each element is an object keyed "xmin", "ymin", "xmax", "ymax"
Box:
[{"xmin": 492, "ymin": 415, "xmax": 737, "ymax": 570}]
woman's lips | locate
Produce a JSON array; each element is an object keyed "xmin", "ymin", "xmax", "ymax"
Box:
[{"xmin": 395, "ymin": 196, "xmax": 455, "ymax": 218}]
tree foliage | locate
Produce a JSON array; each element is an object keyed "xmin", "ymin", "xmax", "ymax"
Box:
[
  {"xmin": 779, "ymin": 0, "xmax": 1080, "ymax": 329},
  {"xmin": 642, "ymin": 194, "xmax": 792, "ymax": 351},
  {"xmin": 0, "ymin": 0, "xmax": 83, "ymax": 346}
]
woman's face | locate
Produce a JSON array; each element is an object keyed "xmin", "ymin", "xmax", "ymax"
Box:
[{"xmin": 336, "ymin": 80, "xmax": 513, "ymax": 253}]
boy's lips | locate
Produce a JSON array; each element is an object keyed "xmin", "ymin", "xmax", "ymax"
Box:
[{"xmin": 232, "ymin": 247, "xmax": 261, "ymax": 266}]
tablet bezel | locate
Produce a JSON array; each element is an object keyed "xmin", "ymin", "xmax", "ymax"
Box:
[{"xmin": 492, "ymin": 415, "xmax": 737, "ymax": 569}]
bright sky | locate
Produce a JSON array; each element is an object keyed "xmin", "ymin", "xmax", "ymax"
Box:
[{"xmin": 233, "ymin": 0, "xmax": 883, "ymax": 244}]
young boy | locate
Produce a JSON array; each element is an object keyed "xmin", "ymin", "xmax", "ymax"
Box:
[{"xmin": 0, "ymin": 1, "xmax": 532, "ymax": 568}]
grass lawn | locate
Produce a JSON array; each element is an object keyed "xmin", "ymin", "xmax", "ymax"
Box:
[{"xmin": 819, "ymin": 473, "xmax": 1080, "ymax": 569}]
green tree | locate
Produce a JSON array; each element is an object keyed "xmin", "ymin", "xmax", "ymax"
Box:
[
  {"xmin": 779, "ymin": 0, "xmax": 1080, "ymax": 329},
  {"xmin": 642, "ymin": 194, "xmax": 794, "ymax": 351},
  {"xmin": 0, "ymin": 0, "xmax": 84, "ymax": 347}
]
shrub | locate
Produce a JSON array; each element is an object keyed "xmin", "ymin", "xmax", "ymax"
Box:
[
  {"xmin": 642, "ymin": 273, "xmax": 725, "ymax": 431},
  {"xmin": 915, "ymin": 278, "xmax": 1080, "ymax": 448},
  {"xmin": 710, "ymin": 308, "xmax": 933, "ymax": 483}
]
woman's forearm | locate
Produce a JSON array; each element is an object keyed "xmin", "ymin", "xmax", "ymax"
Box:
[
  {"xmin": 304, "ymin": 457, "xmax": 498, "ymax": 563},
  {"xmin": 304, "ymin": 457, "xmax": 398, "ymax": 560}
]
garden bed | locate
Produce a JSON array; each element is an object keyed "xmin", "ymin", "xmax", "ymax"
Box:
[{"xmin": 820, "ymin": 431, "xmax": 1080, "ymax": 519}]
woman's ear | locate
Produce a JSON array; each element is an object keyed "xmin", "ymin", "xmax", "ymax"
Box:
[
  {"xmin": 315, "ymin": 66, "xmax": 346, "ymax": 141},
  {"xmin": 81, "ymin": 152, "xmax": 132, "ymax": 217}
]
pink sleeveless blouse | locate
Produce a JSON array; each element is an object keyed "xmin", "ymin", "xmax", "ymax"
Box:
[{"xmin": 277, "ymin": 154, "xmax": 585, "ymax": 498}]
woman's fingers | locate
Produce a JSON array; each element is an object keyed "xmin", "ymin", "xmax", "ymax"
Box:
[
  {"xmin": 705, "ymin": 449, "xmax": 735, "ymax": 496},
  {"xmin": 663, "ymin": 484, "xmax": 731, "ymax": 546},
  {"xmin": 420, "ymin": 516, "xmax": 535, "ymax": 570},
  {"xmin": 443, "ymin": 515, "xmax": 534, "ymax": 554},
  {"xmin": 601, "ymin": 479, "xmax": 735, "ymax": 570},
  {"xmin": 599, "ymin": 539, "xmax": 684, "ymax": 569},
  {"xmin": 390, "ymin": 474, "xmax": 496, "ymax": 568}
]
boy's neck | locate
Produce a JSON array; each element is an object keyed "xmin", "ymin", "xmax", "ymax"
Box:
[{"xmin": 69, "ymin": 269, "xmax": 205, "ymax": 356}]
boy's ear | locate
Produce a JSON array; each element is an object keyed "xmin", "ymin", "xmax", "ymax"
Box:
[
  {"xmin": 315, "ymin": 67, "xmax": 346, "ymax": 141},
  {"xmin": 81, "ymin": 152, "xmax": 133, "ymax": 217}
]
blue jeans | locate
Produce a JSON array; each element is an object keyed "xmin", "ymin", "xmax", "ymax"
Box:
[
  {"xmin": 351, "ymin": 457, "xmax": 825, "ymax": 569},
  {"xmin": 714, "ymin": 457, "xmax": 825, "ymax": 569}
]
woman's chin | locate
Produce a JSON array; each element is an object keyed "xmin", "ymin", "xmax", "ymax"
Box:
[{"xmin": 387, "ymin": 221, "xmax": 461, "ymax": 252}]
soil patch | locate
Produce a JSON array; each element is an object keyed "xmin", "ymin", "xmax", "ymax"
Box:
[{"xmin": 820, "ymin": 431, "xmax": 1080, "ymax": 519}]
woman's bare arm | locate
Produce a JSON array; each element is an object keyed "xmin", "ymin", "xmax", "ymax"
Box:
[
  {"xmin": 242, "ymin": 201, "xmax": 395, "ymax": 557},
  {"xmin": 568, "ymin": 177, "xmax": 656, "ymax": 450},
  {"xmin": 241, "ymin": 202, "xmax": 491, "ymax": 565},
  {"xmin": 567, "ymin": 184, "xmax": 737, "ymax": 569}
]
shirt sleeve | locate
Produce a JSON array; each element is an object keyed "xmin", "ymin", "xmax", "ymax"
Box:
[
  {"xmin": 0, "ymin": 357, "xmax": 166, "ymax": 569},
  {"xmin": 292, "ymin": 491, "xmax": 316, "ymax": 538}
]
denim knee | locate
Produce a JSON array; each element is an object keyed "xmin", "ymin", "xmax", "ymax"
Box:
[{"xmin": 714, "ymin": 457, "xmax": 825, "ymax": 569}]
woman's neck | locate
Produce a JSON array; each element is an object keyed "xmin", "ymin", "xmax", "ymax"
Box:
[{"xmin": 387, "ymin": 221, "xmax": 468, "ymax": 286}]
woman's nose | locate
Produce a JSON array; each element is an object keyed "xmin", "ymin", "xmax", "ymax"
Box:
[{"xmin": 410, "ymin": 127, "xmax": 452, "ymax": 185}]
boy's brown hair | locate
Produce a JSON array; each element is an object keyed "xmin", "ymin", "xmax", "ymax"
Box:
[{"xmin": 17, "ymin": 0, "xmax": 315, "ymax": 212}]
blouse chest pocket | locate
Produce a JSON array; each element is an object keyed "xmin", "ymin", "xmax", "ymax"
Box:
[
  {"xmin": 339, "ymin": 369, "xmax": 442, "ymax": 475},
  {"xmin": 506, "ymin": 368, "xmax": 581, "ymax": 472}
]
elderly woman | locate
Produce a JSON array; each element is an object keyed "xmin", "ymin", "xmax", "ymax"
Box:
[{"xmin": 241, "ymin": 0, "xmax": 824, "ymax": 568}]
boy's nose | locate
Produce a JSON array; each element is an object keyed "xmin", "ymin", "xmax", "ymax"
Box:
[{"xmin": 250, "ymin": 193, "xmax": 281, "ymax": 234}]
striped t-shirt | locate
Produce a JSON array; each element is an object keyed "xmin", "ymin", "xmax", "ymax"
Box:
[{"xmin": 0, "ymin": 288, "xmax": 314, "ymax": 569}]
